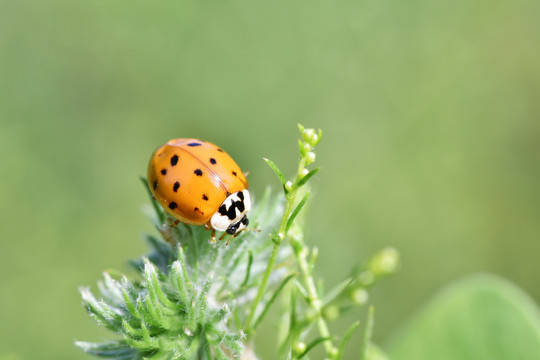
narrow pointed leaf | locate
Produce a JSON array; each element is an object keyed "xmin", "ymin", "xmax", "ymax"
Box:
[
  {"xmin": 361, "ymin": 306, "xmax": 375, "ymax": 360},
  {"xmin": 285, "ymin": 192, "xmax": 310, "ymax": 233},
  {"xmin": 75, "ymin": 340, "xmax": 136, "ymax": 358},
  {"xmin": 263, "ymin": 158, "xmax": 287, "ymax": 187},
  {"xmin": 294, "ymin": 280, "xmax": 311, "ymax": 304},
  {"xmin": 323, "ymin": 277, "xmax": 353, "ymax": 306},
  {"xmin": 337, "ymin": 320, "xmax": 361, "ymax": 358},
  {"xmin": 253, "ymin": 273, "xmax": 296, "ymax": 329},
  {"xmin": 297, "ymin": 337, "xmax": 333, "ymax": 359},
  {"xmin": 240, "ymin": 250, "xmax": 253, "ymax": 289},
  {"xmin": 297, "ymin": 167, "xmax": 320, "ymax": 187}
]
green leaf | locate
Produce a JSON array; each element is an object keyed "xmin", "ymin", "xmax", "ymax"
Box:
[
  {"xmin": 253, "ymin": 273, "xmax": 296, "ymax": 329},
  {"xmin": 361, "ymin": 306, "xmax": 375, "ymax": 360},
  {"xmin": 387, "ymin": 274, "xmax": 540, "ymax": 360},
  {"xmin": 297, "ymin": 167, "xmax": 320, "ymax": 187},
  {"xmin": 322, "ymin": 277, "xmax": 353, "ymax": 306},
  {"xmin": 297, "ymin": 337, "xmax": 333, "ymax": 359},
  {"xmin": 294, "ymin": 280, "xmax": 311, "ymax": 305},
  {"xmin": 75, "ymin": 340, "xmax": 137, "ymax": 359},
  {"xmin": 316, "ymin": 129, "xmax": 323, "ymax": 145},
  {"xmin": 337, "ymin": 320, "xmax": 360, "ymax": 358},
  {"xmin": 285, "ymin": 192, "xmax": 310, "ymax": 233},
  {"xmin": 240, "ymin": 250, "xmax": 253, "ymax": 289},
  {"xmin": 263, "ymin": 157, "xmax": 287, "ymax": 188}
]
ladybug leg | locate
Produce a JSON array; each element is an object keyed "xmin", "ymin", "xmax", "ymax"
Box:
[
  {"xmin": 243, "ymin": 170, "xmax": 250, "ymax": 177},
  {"xmin": 167, "ymin": 218, "xmax": 180, "ymax": 228},
  {"xmin": 205, "ymin": 223, "xmax": 217, "ymax": 242}
]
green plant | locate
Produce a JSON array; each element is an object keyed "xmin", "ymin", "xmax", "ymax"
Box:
[{"xmin": 76, "ymin": 125, "xmax": 399, "ymax": 359}]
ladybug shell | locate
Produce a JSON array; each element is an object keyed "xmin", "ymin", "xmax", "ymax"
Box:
[{"xmin": 147, "ymin": 138, "xmax": 248, "ymax": 226}]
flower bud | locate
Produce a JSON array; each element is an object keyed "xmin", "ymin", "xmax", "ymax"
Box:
[
  {"xmin": 329, "ymin": 347, "xmax": 339, "ymax": 358},
  {"xmin": 369, "ymin": 247, "xmax": 400, "ymax": 277},
  {"xmin": 294, "ymin": 342, "xmax": 306, "ymax": 354},
  {"xmin": 285, "ymin": 181, "xmax": 293, "ymax": 191},
  {"xmin": 302, "ymin": 128, "xmax": 315, "ymax": 142},
  {"xmin": 323, "ymin": 305, "xmax": 340, "ymax": 320},
  {"xmin": 350, "ymin": 288, "xmax": 369, "ymax": 305},
  {"xmin": 305, "ymin": 152, "xmax": 316, "ymax": 164}
]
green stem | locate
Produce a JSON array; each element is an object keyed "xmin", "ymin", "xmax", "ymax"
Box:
[
  {"xmin": 245, "ymin": 189, "xmax": 296, "ymax": 333},
  {"xmin": 245, "ymin": 158, "xmax": 308, "ymax": 334},
  {"xmin": 297, "ymin": 247, "xmax": 335, "ymax": 357}
]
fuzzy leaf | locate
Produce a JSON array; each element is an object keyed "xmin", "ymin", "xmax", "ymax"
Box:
[{"xmin": 75, "ymin": 340, "xmax": 138, "ymax": 359}]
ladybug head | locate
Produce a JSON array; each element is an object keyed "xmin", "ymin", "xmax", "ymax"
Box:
[
  {"xmin": 210, "ymin": 190, "xmax": 251, "ymax": 235},
  {"xmin": 225, "ymin": 215, "xmax": 249, "ymax": 235}
]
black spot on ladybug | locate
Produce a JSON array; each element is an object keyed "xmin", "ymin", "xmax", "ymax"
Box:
[
  {"xmin": 237, "ymin": 191, "xmax": 244, "ymax": 200},
  {"xmin": 173, "ymin": 181, "xmax": 180, "ymax": 192},
  {"xmin": 194, "ymin": 207, "xmax": 204, "ymax": 215},
  {"xmin": 202, "ymin": 194, "xmax": 209, "ymax": 201},
  {"xmin": 218, "ymin": 204, "xmax": 228, "ymax": 216},
  {"xmin": 232, "ymin": 171, "xmax": 237, "ymax": 176},
  {"xmin": 236, "ymin": 200, "xmax": 245, "ymax": 212},
  {"xmin": 153, "ymin": 180, "xmax": 158, "ymax": 190},
  {"xmin": 210, "ymin": 158, "xmax": 217, "ymax": 165},
  {"xmin": 194, "ymin": 169, "xmax": 203, "ymax": 176},
  {"xmin": 217, "ymin": 148, "xmax": 224, "ymax": 152},
  {"xmin": 169, "ymin": 202, "xmax": 178, "ymax": 210},
  {"xmin": 161, "ymin": 169, "xmax": 167, "ymax": 175},
  {"xmin": 188, "ymin": 142, "xmax": 201, "ymax": 147},
  {"xmin": 170, "ymin": 155, "xmax": 179, "ymax": 166},
  {"xmin": 226, "ymin": 205, "xmax": 237, "ymax": 219}
]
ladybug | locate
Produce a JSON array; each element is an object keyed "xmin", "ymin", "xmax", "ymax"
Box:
[{"xmin": 147, "ymin": 138, "xmax": 251, "ymax": 238}]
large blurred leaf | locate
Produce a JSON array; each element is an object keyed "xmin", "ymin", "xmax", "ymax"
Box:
[{"xmin": 387, "ymin": 274, "xmax": 540, "ymax": 360}]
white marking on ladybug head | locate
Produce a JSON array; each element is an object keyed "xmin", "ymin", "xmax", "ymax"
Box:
[{"xmin": 210, "ymin": 190, "xmax": 251, "ymax": 234}]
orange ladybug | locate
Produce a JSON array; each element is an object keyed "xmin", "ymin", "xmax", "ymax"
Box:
[{"xmin": 147, "ymin": 138, "xmax": 250, "ymax": 237}]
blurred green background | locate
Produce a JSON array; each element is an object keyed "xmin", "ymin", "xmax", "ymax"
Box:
[{"xmin": 1, "ymin": 0, "xmax": 539, "ymax": 359}]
